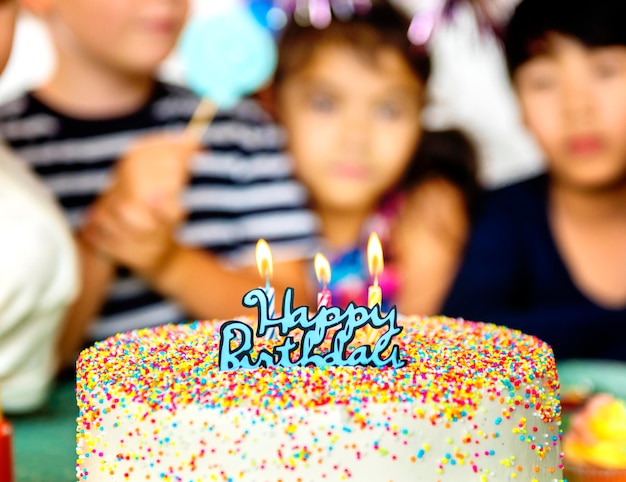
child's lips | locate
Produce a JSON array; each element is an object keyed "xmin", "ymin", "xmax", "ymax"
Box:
[
  {"xmin": 567, "ymin": 135, "xmax": 605, "ymax": 155},
  {"xmin": 331, "ymin": 163, "xmax": 369, "ymax": 180},
  {"xmin": 143, "ymin": 18, "xmax": 179, "ymax": 35}
]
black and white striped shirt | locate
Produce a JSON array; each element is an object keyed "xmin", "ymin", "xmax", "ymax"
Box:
[{"xmin": 0, "ymin": 83, "xmax": 319, "ymax": 341}]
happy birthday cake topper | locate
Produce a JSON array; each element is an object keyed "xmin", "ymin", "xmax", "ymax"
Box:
[
  {"xmin": 218, "ymin": 235, "xmax": 406, "ymax": 371},
  {"xmin": 218, "ymin": 288, "xmax": 406, "ymax": 371}
]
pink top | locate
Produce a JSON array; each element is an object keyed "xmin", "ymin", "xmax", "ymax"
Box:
[{"xmin": 320, "ymin": 195, "xmax": 402, "ymax": 312}]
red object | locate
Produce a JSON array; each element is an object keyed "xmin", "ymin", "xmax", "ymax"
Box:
[
  {"xmin": 317, "ymin": 289, "xmax": 332, "ymax": 309},
  {"xmin": 0, "ymin": 419, "xmax": 14, "ymax": 482}
]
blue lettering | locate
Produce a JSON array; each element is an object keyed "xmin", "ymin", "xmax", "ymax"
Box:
[
  {"xmin": 219, "ymin": 322, "xmax": 254, "ymax": 371},
  {"xmin": 218, "ymin": 288, "xmax": 407, "ymax": 371}
]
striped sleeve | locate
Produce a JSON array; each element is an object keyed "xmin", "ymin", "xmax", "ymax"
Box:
[
  {"xmin": 0, "ymin": 87, "xmax": 320, "ymax": 339},
  {"xmin": 183, "ymin": 98, "xmax": 320, "ymax": 266}
]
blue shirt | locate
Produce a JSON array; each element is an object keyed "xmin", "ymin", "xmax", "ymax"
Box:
[{"xmin": 443, "ymin": 174, "xmax": 626, "ymax": 361}]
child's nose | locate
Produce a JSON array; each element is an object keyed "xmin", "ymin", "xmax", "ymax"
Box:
[
  {"xmin": 340, "ymin": 110, "xmax": 371, "ymax": 149},
  {"xmin": 561, "ymin": 79, "xmax": 593, "ymax": 124}
]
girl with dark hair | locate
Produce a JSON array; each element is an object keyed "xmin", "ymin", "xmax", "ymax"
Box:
[
  {"xmin": 271, "ymin": 1, "xmax": 480, "ymax": 314},
  {"xmin": 444, "ymin": 0, "xmax": 626, "ymax": 360}
]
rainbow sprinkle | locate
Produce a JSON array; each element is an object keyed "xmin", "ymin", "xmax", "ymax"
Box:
[{"xmin": 76, "ymin": 316, "xmax": 565, "ymax": 481}]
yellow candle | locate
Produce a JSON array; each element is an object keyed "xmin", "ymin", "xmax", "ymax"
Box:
[
  {"xmin": 367, "ymin": 284, "xmax": 382, "ymax": 309},
  {"xmin": 367, "ymin": 233, "xmax": 384, "ymax": 310},
  {"xmin": 255, "ymin": 239, "xmax": 275, "ymax": 321}
]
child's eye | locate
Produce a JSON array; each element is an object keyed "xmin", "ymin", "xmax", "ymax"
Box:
[
  {"xmin": 518, "ymin": 60, "xmax": 559, "ymax": 93},
  {"xmin": 526, "ymin": 74, "xmax": 558, "ymax": 92},
  {"xmin": 590, "ymin": 49, "xmax": 626, "ymax": 80},
  {"xmin": 593, "ymin": 61, "xmax": 621, "ymax": 79},
  {"xmin": 376, "ymin": 103, "xmax": 404, "ymax": 120},
  {"xmin": 308, "ymin": 94, "xmax": 336, "ymax": 112}
]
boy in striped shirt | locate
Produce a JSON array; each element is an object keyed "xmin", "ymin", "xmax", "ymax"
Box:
[{"xmin": 1, "ymin": 0, "xmax": 318, "ymax": 366}]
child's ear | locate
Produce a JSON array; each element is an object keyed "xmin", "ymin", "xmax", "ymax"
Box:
[{"xmin": 19, "ymin": 0, "xmax": 53, "ymax": 16}]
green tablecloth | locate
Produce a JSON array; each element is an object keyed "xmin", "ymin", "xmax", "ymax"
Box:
[{"xmin": 8, "ymin": 380, "xmax": 76, "ymax": 482}]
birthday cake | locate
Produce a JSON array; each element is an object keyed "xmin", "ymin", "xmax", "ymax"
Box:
[{"xmin": 76, "ymin": 294, "xmax": 564, "ymax": 481}]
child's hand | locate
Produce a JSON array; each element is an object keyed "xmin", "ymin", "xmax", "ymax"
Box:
[
  {"xmin": 392, "ymin": 178, "xmax": 470, "ymax": 315},
  {"xmin": 113, "ymin": 132, "xmax": 199, "ymax": 222},
  {"xmin": 81, "ymin": 189, "xmax": 182, "ymax": 280}
]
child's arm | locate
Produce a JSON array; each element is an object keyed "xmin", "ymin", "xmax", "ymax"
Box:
[
  {"xmin": 57, "ymin": 134, "xmax": 199, "ymax": 365},
  {"xmin": 143, "ymin": 246, "xmax": 312, "ymax": 320},
  {"xmin": 81, "ymin": 188, "xmax": 312, "ymax": 318},
  {"xmin": 57, "ymin": 236, "xmax": 116, "ymax": 368},
  {"xmin": 393, "ymin": 177, "xmax": 470, "ymax": 315}
]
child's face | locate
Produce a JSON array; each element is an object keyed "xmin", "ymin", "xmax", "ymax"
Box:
[
  {"xmin": 45, "ymin": 0, "xmax": 188, "ymax": 74},
  {"xmin": 276, "ymin": 43, "xmax": 423, "ymax": 214},
  {"xmin": 515, "ymin": 35, "xmax": 626, "ymax": 190},
  {"xmin": 0, "ymin": 0, "xmax": 17, "ymax": 74}
]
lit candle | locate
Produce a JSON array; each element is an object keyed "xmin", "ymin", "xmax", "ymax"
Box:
[
  {"xmin": 367, "ymin": 232, "xmax": 384, "ymax": 310},
  {"xmin": 255, "ymin": 239, "xmax": 275, "ymax": 322},
  {"xmin": 314, "ymin": 253, "xmax": 332, "ymax": 309}
]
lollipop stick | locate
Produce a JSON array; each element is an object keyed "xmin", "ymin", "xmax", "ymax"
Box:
[{"xmin": 185, "ymin": 98, "xmax": 218, "ymax": 142}]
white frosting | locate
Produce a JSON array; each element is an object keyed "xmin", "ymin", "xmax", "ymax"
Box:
[
  {"xmin": 79, "ymin": 395, "xmax": 563, "ymax": 481},
  {"xmin": 76, "ymin": 317, "xmax": 564, "ymax": 481}
]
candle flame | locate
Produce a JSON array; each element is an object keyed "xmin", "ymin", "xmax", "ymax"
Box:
[
  {"xmin": 367, "ymin": 232, "xmax": 384, "ymax": 281},
  {"xmin": 314, "ymin": 253, "xmax": 331, "ymax": 286},
  {"xmin": 255, "ymin": 239, "xmax": 273, "ymax": 280}
]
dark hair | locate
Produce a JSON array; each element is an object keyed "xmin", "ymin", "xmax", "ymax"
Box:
[
  {"xmin": 273, "ymin": 1, "xmax": 431, "ymax": 88},
  {"xmin": 504, "ymin": 0, "xmax": 626, "ymax": 77},
  {"xmin": 400, "ymin": 129, "xmax": 481, "ymax": 217}
]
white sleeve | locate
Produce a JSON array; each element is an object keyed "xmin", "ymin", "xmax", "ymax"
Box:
[{"xmin": 0, "ymin": 145, "xmax": 78, "ymax": 413}]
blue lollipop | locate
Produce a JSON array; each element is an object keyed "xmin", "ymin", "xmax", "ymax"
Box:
[{"xmin": 178, "ymin": 5, "xmax": 278, "ymax": 136}]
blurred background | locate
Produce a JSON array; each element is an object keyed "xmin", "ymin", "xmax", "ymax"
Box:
[
  {"xmin": 0, "ymin": 0, "xmax": 543, "ymax": 188},
  {"xmin": 2, "ymin": 2, "xmax": 624, "ymax": 481}
]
